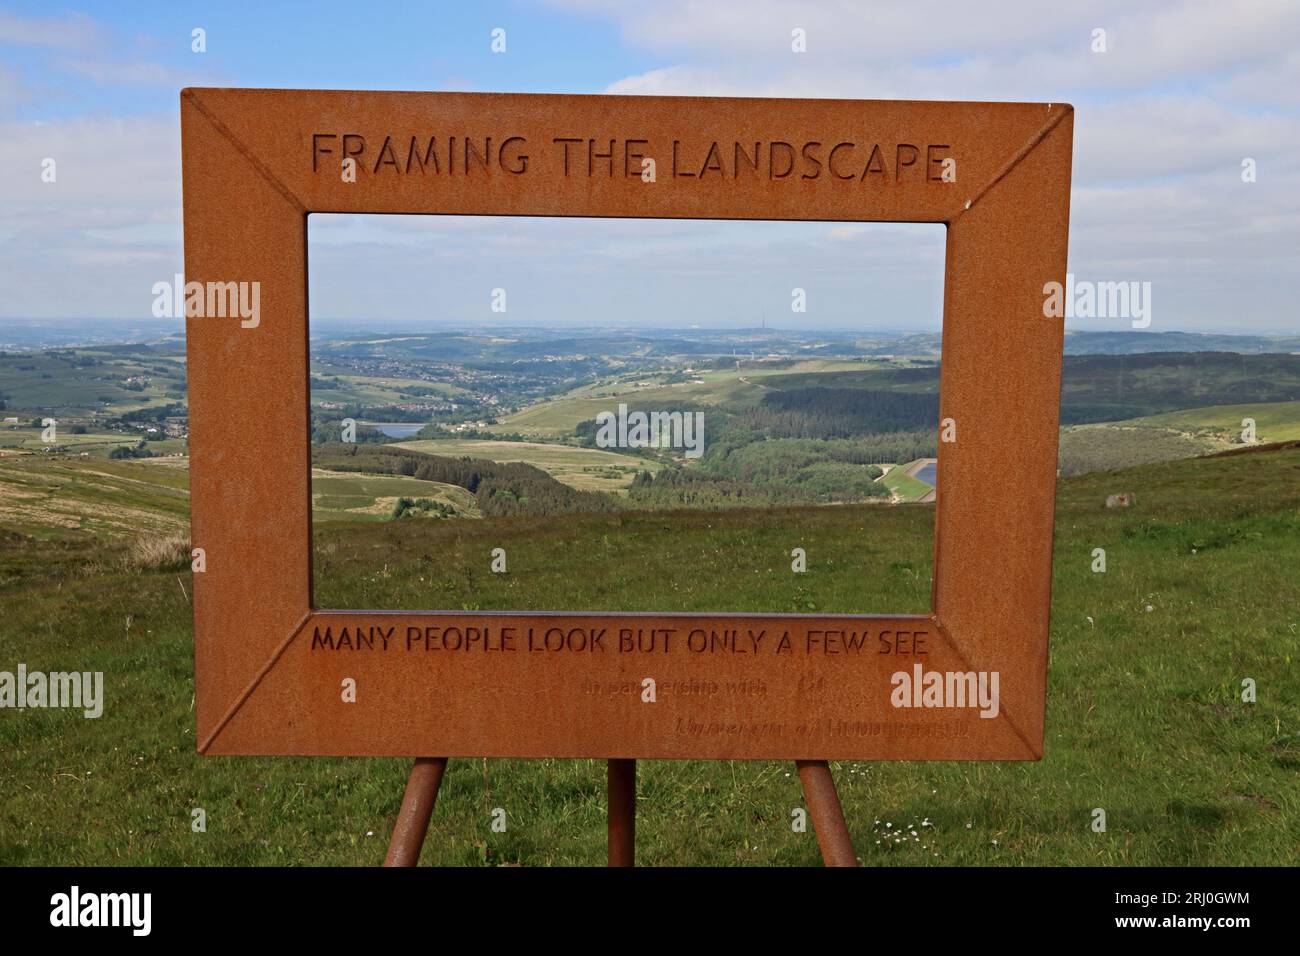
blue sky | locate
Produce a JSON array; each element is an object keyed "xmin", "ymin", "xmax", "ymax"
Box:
[
  {"xmin": 1, "ymin": 2, "xmax": 658, "ymax": 119},
  {"xmin": 2, "ymin": 1, "xmax": 1298, "ymax": 333}
]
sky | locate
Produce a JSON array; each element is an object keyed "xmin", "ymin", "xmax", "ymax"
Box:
[{"xmin": 1, "ymin": 0, "xmax": 1297, "ymax": 334}]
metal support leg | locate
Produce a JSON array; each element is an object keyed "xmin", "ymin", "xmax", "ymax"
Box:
[
  {"xmin": 383, "ymin": 757, "xmax": 448, "ymax": 867},
  {"xmin": 607, "ymin": 758, "xmax": 636, "ymax": 867},
  {"xmin": 796, "ymin": 759, "xmax": 858, "ymax": 867}
]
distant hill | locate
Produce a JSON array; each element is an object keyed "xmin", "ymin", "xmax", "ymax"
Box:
[{"xmin": 1063, "ymin": 330, "xmax": 1300, "ymax": 355}]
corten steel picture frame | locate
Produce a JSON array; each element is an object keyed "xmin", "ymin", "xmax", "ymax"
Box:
[{"xmin": 181, "ymin": 89, "xmax": 1073, "ymax": 763}]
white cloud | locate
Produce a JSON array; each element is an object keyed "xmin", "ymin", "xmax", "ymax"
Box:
[
  {"xmin": 575, "ymin": 0, "xmax": 1300, "ymax": 332},
  {"xmin": 0, "ymin": 11, "xmax": 102, "ymax": 50},
  {"xmin": 0, "ymin": 115, "xmax": 181, "ymax": 319}
]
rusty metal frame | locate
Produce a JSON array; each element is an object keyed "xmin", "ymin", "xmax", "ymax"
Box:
[{"xmin": 182, "ymin": 90, "xmax": 1072, "ymax": 766}]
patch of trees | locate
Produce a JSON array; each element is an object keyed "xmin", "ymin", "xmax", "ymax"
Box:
[
  {"xmin": 626, "ymin": 467, "xmax": 887, "ymax": 510},
  {"xmin": 310, "ymin": 419, "xmax": 391, "ymax": 445},
  {"xmin": 1060, "ymin": 352, "xmax": 1300, "ymax": 422},
  {"xmin": 312, "ymin": 403, "xmax": 438, "ymax": 424},
  {"xmin": 110, "ymin": 443, "xmax": 155, "ymax": 459},
  {"xmin": 314, "ymin": 444, "xmax": 618, "ymax": 518},
  {"xmin": 756, "ymin": 387, "xmax": 938, "ymax": 435},
  {"xmin": 391, "ymin": 497, "xmax": 456, "ymax": 519},
  {"xmin": 735, "ymin": 388, "xmax": 940, "ymax": 440},
  {"xmin": 413, "ymin": 425, "xmax": 526, "ymax": 442},
  {"xmin": 697, "ymin": 438, "xmax": 895, "ymax": 502}
]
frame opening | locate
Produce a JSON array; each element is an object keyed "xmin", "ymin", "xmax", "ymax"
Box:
[{"xmin": 306, "ymin": 213, "xmax": 945, "ymax": 617}]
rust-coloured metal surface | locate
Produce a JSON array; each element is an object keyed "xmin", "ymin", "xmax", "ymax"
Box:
[
  {"xmin": 797, "ymin": 760, "xmax": 858, "ymax": 866},
  {"xmin": 383, "ymin": 757, "xmax": 448, "ymax": 867},
  {"xmin": 607, "ymin": 759, "xmax": 636, "ymax": 867},
  {"xmin": 181, "ymin": 89, "xmax": 1073, "ymax": 762}
]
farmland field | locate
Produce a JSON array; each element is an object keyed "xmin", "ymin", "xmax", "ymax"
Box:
[
  {"xmin": 492, "ymin": 360, "xmax": 899, "ymax": 437},
  {"xmin": 311, "ymin": 469, "xmax": 479, "ymax": 521},
  {"xmin": 395, "ymin": 439, "xmax": 659, "ymax": 492}
]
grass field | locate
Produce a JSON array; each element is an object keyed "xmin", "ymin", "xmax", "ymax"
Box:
[
  {"xmin": 311, "ymin": 469, "xmax": 480, "ymax": 521},
  {"xmin": 1056, "ymin": 400, "xmax": 1300, "ymax": 476},
  {"xmin": 1133, "ymin": 400, "xmax": 1300, "ymax": 443},
  {"xmin": 0, "ymin": 457, "xmax": 478, "ymax": 533},
  {"xmin": 309, "ymin": 365, "xmax": 471, "ymax": 406},
  {"xmin": 2, "ymin": 446, "xmax": 1298, "ymax": 865},
  {"xmin": 0, "ymin": 457, "xmax": 189, "ymax": 539},
  {"xmin": 395, "ymin": 438, "xmax": 661, "ymax": 492},
  {"xmin": 0, "ymin": 348, "xmax": 186, "ymax": 417},
  {"xmin": 1057, "ymin": 423, "xmax": 1226, "ymax": 476},
  {"xmin": 0, "ymin": 427, "xmax": 186, "ymax": 460}
]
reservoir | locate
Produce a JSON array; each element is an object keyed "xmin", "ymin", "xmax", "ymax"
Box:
[{"xmin": 368, "ymin": 423, "xmax": 426, "ymax": 438}]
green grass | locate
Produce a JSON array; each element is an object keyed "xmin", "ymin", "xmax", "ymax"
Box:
[
  {"xmin": 313, "ymin": 502, "xmax": 933, "ymax": 615},
  {"xmin": 0, "ymin": 457, "xmax": 189, "ymax": 539},
  {"xmin": 1057, "ymin": 400, "xmax": 1300, "ymax": 476},
  {"xmin": 1132, "ymin": 400, "xmax": 1300, "ymax": 442},
  {"xmin": 1, "ymin": 448, "xmax": 1298, "ymax": 865}
]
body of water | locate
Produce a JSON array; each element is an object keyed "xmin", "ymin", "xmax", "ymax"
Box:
[
  {"xmin": 914, "ymin": 462, "xmax": 937, "ymax": 486},
  {"xmin": 368, "ymin": 423, "xmax": 426, "ymax": 438}
]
